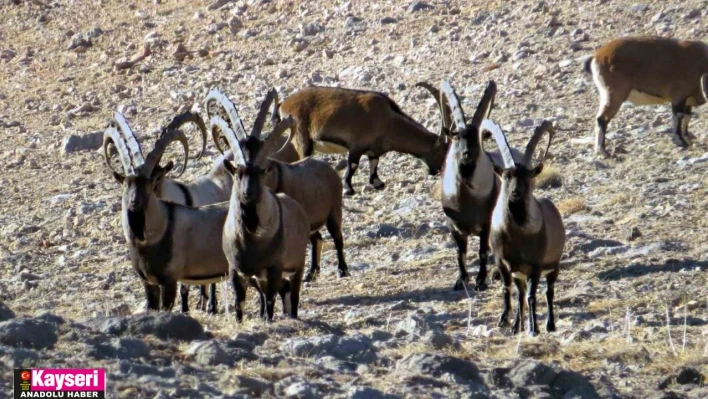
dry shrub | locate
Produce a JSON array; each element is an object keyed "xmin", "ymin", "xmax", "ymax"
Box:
[
  {"xmin": 558, "ymin": 197, "xmax": 587, "ymax": 215},
  {"xmin": 535, "ymin": 164, "xmax": 563, "ymax": 189}
]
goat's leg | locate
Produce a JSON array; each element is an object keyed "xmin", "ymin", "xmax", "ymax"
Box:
[
  {"xmin": 671, "ymin": 100, "xmax": 691, "ymax": 148},
  {"xmin": 343, "ymin": 151, "xmax": 362, "ymax": 196},
  {"xmin": 160, "ymin": 282, "xmax": 177, "ymax": 311},
  {"xmin": 592, "ymin": 75, "xmax": 628, "ymax": 158},
  {"xmin": 196, "ymin": 285, "xmax": 208, "ymax": 311},
  {"xmin": 279, "ymin": 279, "xmax": 291, "ymax": 316},
  {"xmin": 289, "ymin": 265, "xmax": 304, "ymax": 319},
  {"xmin": 231, "ymin": 272, "xmax": 247, "ymax": 322},
  {"xmin": 303, "ymin": 231, "xmax": 322, "ymax": 282},
  {"xmin": 206, "ymin": 283, "xmax": 217, "ymax": 315},
  {"xmin": 498, "ymin": 264, "xmax": 512, "ymax": 327},
  {"xmin": 451, "ymin": 228, "xmax": 470, "ymax": 291},
  {"xmin": 512, "ymin": 277, "xmax": 527, "ymax": 334},
  {"xmin": 264, "ymin": 267, "xmax": 282, "ymax": 322},
  {"xmin": 368, "ymin": 156, "xmax": 385, "ymax": 190},
  {"xmin": 683, "ymin": 106, "xmax": 697, "ymax": 141},
  {"xmin": 179, "ymin": 283, "xmax": 189, "ymax": 313},
  {"xmin": 546, "ymin": 268, "xmax": 559, "ymax": 332},
  {"xmin": 526, "ymin": 270, "xmax": 541, "ymax": 336},
  {"xmin": 475, "ymin": 227, "xmax": 490, "ymax": 291},
  {"xmin": 144, "ymin": 283, "xmax": 160, "ymax": 311},
  {"xmin": 326, "ymin": 213, "xmax": 349, "ymax": 278}
]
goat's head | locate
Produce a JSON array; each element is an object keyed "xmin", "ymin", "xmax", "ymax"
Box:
[
  {"xmin": 492, "ymin": 120, "xmax": 555, "ymax": 223},
  {"xmin": 418, "ymin": 80, "xmax": 497, "ymax": 180},
  {"xmin": 213, "ymin": 89, "xmax": 294, "ymax": 205},
  {"xmin": 103, "ymin": 113, "xmax": 191, "ymax": 240}
]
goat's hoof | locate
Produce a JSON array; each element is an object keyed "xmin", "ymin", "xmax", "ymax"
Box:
[
  {"xmin": 498, "ymin": 317, "xmax": 509, "ymax": 328},
  {"xmin": 491, "ymin": 269, "xmax": 501, "ymax": 281},
  {"xmin": 595, "ymin": 148, "xmax": 611, "ymax": 159},
  {"xmin": 303, "ymin": 270, "xmax": 318, "ymax": 283},
  {"xmin": 474, "ymin": 281, "xmax": 488, "ymax": 292},
  {"xmin": 344, "ymin": 188, "xmax": 356, "ymax": 196},
  {"xmin": 511, "ymin": 325, "xmax": 520, "ymax": 335},
  {"xmin": 338, "ymin": 269, "xmax": 350, "ymax": 278},
  {"xmin": 672, "ymin": 134, "xmax": 690, "ymax": 148},
  {"xmin": 207, "ymin": 307, "xmax": 217, "ymax": 315},
  {"xmin": 546, "ymin": 322, "xmax": 556, "ymax": 332},
  {"xmin": 452, "ymin": 278, "xmax": 469, "ymax": 291},
  {"xmin": 371, "ymin": 179, "xmax": 385, "ymax": 190}
]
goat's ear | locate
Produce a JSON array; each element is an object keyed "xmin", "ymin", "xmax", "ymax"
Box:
[
  {"xmin": 223, "ymin": 159, "xmax": 237, "ymax": 176},
  {"xmin": 492, "ymin": 164, "xmax": 504, "ymax": 177},
  {"xmin": 531, "ymin": 163, "xmax": 544, "ymax": 178},
  {"xmin": 112, "ymin": 172, "xmax": 125, "ymax": 185},
  {"xmin": 152, "ymin": 162, "xmax": 174, "ymax": 180}
]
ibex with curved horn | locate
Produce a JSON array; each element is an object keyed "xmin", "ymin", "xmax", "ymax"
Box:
[
  {"xmin": 215, "ymin": 89, "xmax": 310, "ymax": 322},
  {"xmin": 418, "ymin": 80, "xmax": 522, "ymax": 292},
  {"xmin": 209, "ymin": 89, "xmax": 349, "ymax": 283},
  {"xmin": 103, "ymin": 114, "xmax": 230, "ymax": 312},
  {"xmin": 488, "ymin": 120, "xmax": 565, "ymax": 336}
]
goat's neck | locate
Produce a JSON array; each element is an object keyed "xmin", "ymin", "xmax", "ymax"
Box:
[
  {"xmin": 493, "ymin": 190, "xmax": 543, "ymax": 234},
  {"xmin": 467, "ymin": 148, "xmax": 495, "ymax": 197},
  {"xmin": 130, "ymin": 195, "xmax": 169, "ymax": 245},
  {"xmin": 386, "ymin": 117, "xmax": 439, "ymax": 161},
  {"xmin": 233, "ymin": 188, "xmax": 279, "ymax": 240}
]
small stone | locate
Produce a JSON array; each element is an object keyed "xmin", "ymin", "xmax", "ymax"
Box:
[
  {"xmin": 228, "ymin": 16, "xmax": 243, "ymax": 34},
  {"xmin": 0, "ymin": 302, "xmax": 15, "ymax": 322},
  {"xmin": 626, "ymin": 226, "xmax": 642, "ymax": 242},
  {"xmin": 408, "ymin": 1, "xmax": 433, "ymax": 13},
  {"xmin": 630, "ymin": 3, "xmax": 648, "ymax": 13},
  {"xmin": 188, "ymin": 340, "xmax": 232, "ymax": 366},
  {"xmin": 207, "ymin": 0, "xmax": 232, "ymax": 11},
  {"xmin": 380, "ymin": 17, "xmax": 397, "ymax": 24},
  {"xmin": 423, "ymin": 330, "xmax": 455, "ymax": 349},
  {"xmin": 428, "ymin": 24, "xmax": 440, "ymax": 33},
  {"xmin": 276, "ymin": 69, "xmax": 289, "ymax": 79},
  {"xmin": 62, "ymin": 131, "xmax": 104, "ymax": 154},
  {"xmin": 508, "ymin": 359, "xmax": 557, "ymax": 386},
  {"xmin": 323, "ymin": 49, "xmax": 335, "ymax": 59},
  {"xmin": 684, "ymin": 9, "xmax": 701, "ymax": 19},
  {"xmin": 676, "ymin": 367, "xmax": 704, "ymax": 385},
  {"xmin": 558, "ymin": 59, "xmax": 573, "ymax": 68}
]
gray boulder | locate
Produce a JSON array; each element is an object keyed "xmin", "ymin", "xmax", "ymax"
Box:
[{"xmin": 0, "ymin": 318, "xmax": 58, "ymax": 349}]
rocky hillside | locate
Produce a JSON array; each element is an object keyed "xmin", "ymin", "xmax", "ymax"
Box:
[{"xmin": 1, "ymin": 0, "xmax": 708, "ymax": 397}]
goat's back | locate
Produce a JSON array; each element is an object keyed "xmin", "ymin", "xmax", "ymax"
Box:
[
  {"xmin": 271, "ymin": 158, "xmax": 343, "ymax": 231},
  {"xmin": 538, "ymin": 198, "xmax": 565, "ymax": 265},
  {"xmin": 277, "ymin": 193, "xmax": 310, "ymax": 274},
  {"xmin": 593, "ymin": 36, "xmax": 708, "ymax": 103}
]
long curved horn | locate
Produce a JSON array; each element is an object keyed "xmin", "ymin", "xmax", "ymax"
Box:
[
  {"xmin": 165, "ymin": 111, "xmax": 207, "ymax": 160},
  {"xmin": 143, "ymin": 128, "xmax": 189, "ymax": 178},
  {"xmin": 271, "ymin": 89, "xmax": 282, "ymax": 126},
  {"xmin": 701, "ymin": 73, "xmax": 708, "ymax": 102},
  {"xmin": 481, "ymin": 119, "xmax": 516, "ymax": 169},
  {"xmin": 523, "ymin": 120, "xmax": 555, "ymax": 166},
  {"xmin": 415, "ymin": 82, "xmax": 452, "ymax": 134},
  {"xmin": 210, "ymin": 116, "xmax": 246, "ymax": 166},
  {"xmin": 103, "ymin": 123, "xmax": 134, "ymax": 176},
  {"xmin": 251, "ymin": 89, "xmax": 278, "ymax": 139},
  {"xmin": 255, "ymin": 116, "xmax": 294, "ymax": 166},
  {"xmin": 113, "ymin": 112, "xmax": 145, "ymax": 166},
  {"xmin": 204, "ymin": 89, "xmax": 248, "ymax": 141},
  {"xmin": 470, "ymin": 81, "xmax": 496, "ymax": 128},
  {"xmin": 440, "ymin": 81, "xmax": 467, "ymax": 133}
]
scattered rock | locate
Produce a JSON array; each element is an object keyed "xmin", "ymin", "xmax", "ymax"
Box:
[
  {"xmin": 87, "ymin": 313, "xmax": 204, "ymax": 341},
  {"xmin": 0, "ymin": 302, "xmax": 15, "ymax": 322},
  {"xmin": 508, "ymin": 359, "xmax": 557, "ymax": 387},
  {"xmin": 61, "ymin": 131, "xmax": 103, "ymax": 154},
  {"xmin": 281, "ymin": 334, "xmax": 377, "ymax": 363},
  {"xmin": 187, "ymin": 340, "xmax": 232, "ymax": 366},
  {"xmin": 422, "ymin": 330, "xmax": 455, "ymax": 349},
  {"xmin": 676, "ymin": 367, "xmax": 704, "ymax": 385},
  {"xmin": 408, "ymin": 1, "xmax": 433, "ymax": 13},
  {"xmin": 380, "ymin": 17, "xmax": 397, "ymax": 24},
  {"xmin": 396, "ymin": 352, "xmax": 487, "ymax": 389},
  {"xmin": 207, "ymin": 0, "xmax": 231, "ymax": 11},
  {"xmin": 0, "ymin": 318, "xmax": 58, "ymax": 349}
]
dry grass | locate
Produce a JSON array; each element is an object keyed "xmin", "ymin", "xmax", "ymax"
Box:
[
  {"xmin": 535, "ymin": 164, "xmax": 563, "ymax": 189},
  {"xmin": 557, "ymin": 196, "xmax": 588, "ymax": 215}
]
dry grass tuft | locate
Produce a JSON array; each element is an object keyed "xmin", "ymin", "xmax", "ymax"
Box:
[
  {"xmin": 535, "ymin": 164, "xmax": 563, "ymax": 189},
  {"xmin": 558, "ymin": 197, "xmax": 588, "ymax": 215}
]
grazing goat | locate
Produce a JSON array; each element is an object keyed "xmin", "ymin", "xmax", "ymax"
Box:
[
  {"xmin": 273, "ymin": 86, "xmax": 449, "ymax": 195},
  {"xmin": 209, "ymin": 89, "xmax": 349, "ymax": 283},
  {"xmin": 488, "ymin": 121, "xmax": 565, "ymax": 336},
  {"xmin": 419, "ymin": 80, "xmax": 521, "ymax": 291},
  {"xmin": 103, "ymin": 114, "xmax": 230, "ymax": 312},
  {"xmin": 585, "ymin": 36, "xmax": 708, "ymax": 157},
  {"xmin": 215, "ymin": 91, "xmax": 310, "ymax": 322}
]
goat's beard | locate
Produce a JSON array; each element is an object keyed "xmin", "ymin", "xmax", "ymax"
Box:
[{"xmin": 127, "ymin": 209, "xmax": 146, "ymax": 241}]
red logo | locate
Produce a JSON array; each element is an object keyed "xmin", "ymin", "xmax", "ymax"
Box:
[{"xmin": 20, "ymin": 371, "xmax": 30, "ymax": 381}]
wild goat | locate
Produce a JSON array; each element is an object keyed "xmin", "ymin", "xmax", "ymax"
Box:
[
  {"xmin": 585, "ymin": 36, "xmax": 708, "ymax": 157},
  {"xmin": 103, "ymin": 115, "xmax": 230, "ymax": 312},
  {"xmin": 104, "ymin": 111, "xmax": 230, "ymax": 314},
  {"xmin": 488, "ymin": 120, "xmax": 565, "ymax": 336},
  {"xmin": 209, "ymin": 89, "xmax": 349, "ymax": 283},
  {"xmin": 214, "ymin": 94, "xmax": 310, "ymax": 322},
  {"xmin": 418, "ymin": 80, "xmax": 522, "ymax": 291},
  {"xmin": 272, "ymin": 86, "xmax": 449, "ymax": 195}
]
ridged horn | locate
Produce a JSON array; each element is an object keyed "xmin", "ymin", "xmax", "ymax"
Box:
[
  {"xmin": 470, "ymin": 81, "xmax": 496, "ymax": 129},
  {"xmin": 103, "ymin": 123, "xmax": 134, "ymax": 176},
  {"xmin": 210, "ymin": 116, "xmax": 246, "ymax": 166},
  {"xmin": 440, "ymin": 80, "xmax": 467, "ymax": 133},
  {"xmin": 255, "ymin": 116, "xmax": 294, "ymax": 167},
  {"xmin": 143, "ymin": 128, "xmax": 189, "ymax": 178},
  {"xmin": 204, "ymin": 89, "xmax": 248, "ymax": 151},
  {"xmin": 523, "ymin": 120, "xmax": 555, "ymax": 167},
  {"xmin": 481, "ymin": 119, "xmax": 516, "ymax": 169},
  {"xmin": 113, "ymin": 112, "xmax": 145, "ymax": 166},
  {"xmin": 165, "ymin": 111, "xmax": 207, "ymax": 160},
  {"xmin": 415, "ymin": 81, "xmax": 452, "ymax": 135},
  {"xmin": 251, "ymin": 89, "xmax": 278, "ymax": 139}
]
